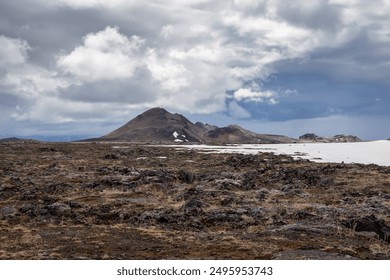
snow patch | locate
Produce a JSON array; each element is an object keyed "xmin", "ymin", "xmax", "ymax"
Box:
[
  {"xmin": 174, "ymin": 139, "xmax": 184, "ymax": 143},
  {"xmin": 169, "ymin": 141, "xmax": 390, "ymax": 166},
  {"xmin": 173, "ymin": 131, "xmax": 179, "ymax": 138},
  {"xmin": 136, "ymin": 157, "xmax": 148, "ymax": 160}
]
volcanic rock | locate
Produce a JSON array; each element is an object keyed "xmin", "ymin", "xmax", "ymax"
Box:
[
  {"xmin": 0, "ymin": 207, "xmax": 18, "ymax": 219},
  {"xmin": 342, "ymin": 215, "xmax": 390, "ymax": 243},
  {"xmin": 1, "ymin": 142, "xmax": 390, "ymax": 259}
]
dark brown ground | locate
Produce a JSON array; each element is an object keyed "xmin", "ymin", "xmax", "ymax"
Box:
[{"xmin": 0, "ymin": 142, "xmax": 389, "ymax": 259}]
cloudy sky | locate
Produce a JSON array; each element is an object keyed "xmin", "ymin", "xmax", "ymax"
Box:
[{"xmin": 1, "ymin": 0, "xmax": 389, "ymax": 140}]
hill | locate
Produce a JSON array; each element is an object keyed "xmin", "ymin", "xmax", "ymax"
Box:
[
  {"xmin": 0, "ymin": 137, "xmax": 39, "ymax": 144},
  {"xmin": 101, "ymin": 108, "xmax": 206, "ymax": 143},
  {"xmin": 205, "ymin": 124, "xmax": 295, "ymax": 144},
  {"xmin": 299, "ymin": 133, "xmax": 361, "ymax": 143},
  {"xmin": 100, "ymin": 107, "xmax": 295, "ymax": 144}
]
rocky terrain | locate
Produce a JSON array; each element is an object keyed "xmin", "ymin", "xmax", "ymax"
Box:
[
  {"xmin": 98, "ymin": 107, "xmax": 295, "ymax": 144},
  {"xmin": 0, "ymin": 137, "xmax": 38, "ymax": 144},
  {"xmin": 299, "ymin": 133, "xmax": 361, "ymax": 143},
  {"xmin": 1, "ymin": 141, "xmax": 389, "ymax": 259}
]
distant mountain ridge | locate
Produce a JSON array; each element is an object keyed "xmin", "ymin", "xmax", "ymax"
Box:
[
  {"xmin": 299, "ymin": 133, "xmax": 361, "ymax": 143},
  {"xmin": 100, "ymin": 107, "xmax": 296, "ymax": 144},
  {"xmin": 0, "ymin": 137, "xmax": 39, "ymax": 143}
]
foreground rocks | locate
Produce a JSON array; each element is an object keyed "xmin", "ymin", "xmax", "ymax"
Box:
[{"xmin": 0, "ymin": 142, "xmax": 389, "ymax": 259}]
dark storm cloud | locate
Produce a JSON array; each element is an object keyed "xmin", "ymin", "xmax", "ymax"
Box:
[
  {"xmin": 0, "ymin": 92, "xmax": 20, "ymax": 112},
  {"xmin": 259, "ymin": 67, "xmax": 390, "ymax": 123},
  {"xmin": 306, "ymin": 32, "xmax": 390, "ymax": 83},
  {"xmin": 0, "ymin": 2, "xmax": 105, "ymax": 66},
  {"xmin": 275, "ymin": 1, "xmax": 343, "ymax": 31}
]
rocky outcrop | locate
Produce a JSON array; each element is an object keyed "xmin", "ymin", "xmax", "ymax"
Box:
[
  {"xmin": 331, "ymin": 135, "xmax": 361, "ymax": 142},
  {"xmin": 299, "ymin": 133, "xmax": 361, "ymax": 143},
  {"xmin": 342, "ymin": 215, "xmax": 390, "ymax": 243},
  {"xmin": 299, "ymin": 133, "xmax": 321, "ymax": 141}
]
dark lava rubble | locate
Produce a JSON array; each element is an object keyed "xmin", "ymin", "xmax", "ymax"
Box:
[{"xmin": 0, "ymin": 142, "xmax": 390, "ymax": 259}]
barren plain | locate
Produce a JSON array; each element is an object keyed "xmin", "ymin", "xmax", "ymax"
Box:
[{"xmin": 1, "ymin": 142, "xmax": 390, "ymax": 259}]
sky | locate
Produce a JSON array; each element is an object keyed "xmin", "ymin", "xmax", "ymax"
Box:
[{"xmin": 0, "ymin": 0, "xmax": 389, "ymax": 140}]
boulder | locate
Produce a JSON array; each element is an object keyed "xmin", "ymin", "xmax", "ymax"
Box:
[
  {"xmin": 342, "ymin": 214, "xmax": 390, "ymax": 243},
  {"xmin": 47, "ymin": 202, "xmax": 71, "ymax": 217},
  {"xmin": 0, "ymin": 207, "xmax": 18, "ymax": 218},
  {"xmin": 181, "ymin": 199, "xmax": 204, "ymax": 216}
]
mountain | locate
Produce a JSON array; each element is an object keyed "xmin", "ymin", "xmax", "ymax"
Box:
[
  {"xmin": 205, "ymin": 124, "xmax": 295, "ymax": 144},
  {"xmin": 101, "ymin": 108, "xmax": 206, "ymax": 143},
  {"xmin": 299, "ymin": 133, "xmax": 361, "ymax": 143},
  {"xmin": 331, "ymin": 134, "xmax": 361, "ymax": 142},
  {"xmin": 100, "ymin": 107, "xmax": 295, "ymax": 144}
]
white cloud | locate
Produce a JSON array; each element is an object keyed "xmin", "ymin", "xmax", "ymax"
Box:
[
  {"xmin": 145, "ymin": 48, "xmax": 189, "ymax": 92},
  {"xmin": 57, "ymin": 26, "xmax": 144, "ymax": 82},
  {"xmin": 0, "ymin": 35, "xmax": 68, "ymax": 100},
  {"xmin": 143, "ymin": 33, "xmax": 241, "ymax": 113},
  {"xmin": 1, "ymin": 67, "xmax": 67, "ymax": 98},
  {"xmin": 54, "ymin": 25, "xmax": 238, "ymax": 114},
  {"xmin": 50, "ymin": 0, "xmax": 129, "ymax": 9},
  {"xmin": 234, "ymin": 88, "xmax": 278, "ymax": 104},
  {"xmin": 144, "ymin": 49, "xmax": 232, "ymax": 113},
  {"xmin": 0, "ymin": 35, "xmax": 30, "ymax": 66},
  {"xmin": 11, "ymin": 95, "xmax": 139, "ymax": 123},
  {"xmin": 160, "ymin": 25, "xmax": 174, "ymax": 39}
]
